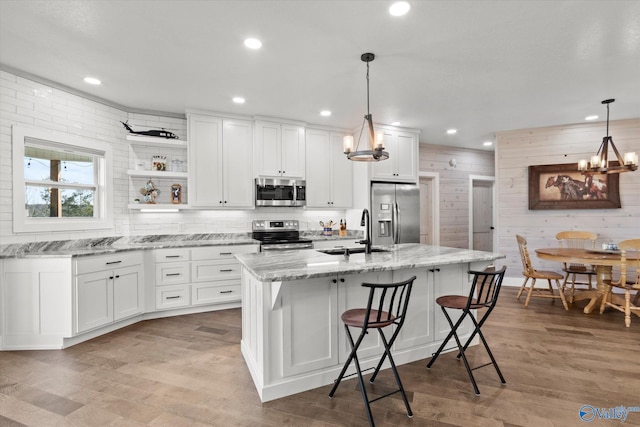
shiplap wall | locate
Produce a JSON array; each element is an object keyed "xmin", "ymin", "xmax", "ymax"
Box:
[
  {"xmin": 496, "ymin": 118, "xmax": 640, "ymax": 284},
  {"xmin": 419, "ymin": 143, "xmax": 495, "ymax": 248}
]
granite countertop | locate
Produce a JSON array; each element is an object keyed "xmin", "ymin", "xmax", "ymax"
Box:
[
  {"xmin": 235, "ymin": 243, "xmax": 505, "ymax": 282},
  {"xmin": 0, "ymin": 231, "xmax": 364, "ymax": 259}
]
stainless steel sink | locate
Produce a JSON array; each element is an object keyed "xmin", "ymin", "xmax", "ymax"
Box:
[{"xmin": 316, "ymin": 247, "xmax": 389, "ymax": 255}]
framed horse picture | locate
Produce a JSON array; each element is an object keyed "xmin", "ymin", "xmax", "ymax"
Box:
[{"xmin": 528, "ymin": 162, "xmax": 621, "ymax": 210}]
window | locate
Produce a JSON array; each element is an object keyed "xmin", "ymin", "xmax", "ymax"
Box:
[{"xmin": 12, "ymin": 126, "xmax": 113, "ymax": 233}]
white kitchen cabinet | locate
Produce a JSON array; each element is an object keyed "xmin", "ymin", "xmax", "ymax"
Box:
[
  {"xmin": 280, "ymin": 270, "xmax": 393, "ymax": 377},
  {"xmin": 1, "ymin": 258, "xmax": 72, "ymax": 349},
  {"xmin": 305, "ymin": 128, "xmax": 352, "ymax": 208},
  {"xmin": 370, "ymin": 129, "xmax": 418, "ymax": 183},
  {"xmin": 126, "ymin": 134, "xmax": 188, "ymax": 209},
  {"xmin": 429, "ymin": 264, "xmax": 473, "ymax": 340},
  {"xmin": 392, "ymin": 268, "xmax": 433, "ymax": 351},
  {"xmin": 153, "ymin": 244, "xmax": 259, "ymax": 311},
  {"xmin": 188, "ymin": 114, "xmax": 253, "ymax": 208},
  {"xmin": 75, "ymin": 252, "xmax": 144, "ymax": 334},
  {"xmin": 255, "ymin": 120, "xmax": 305, "ymax": 178},
  {"xmin": 190, "ymin": 244, "xmax": 258, "ymax": 306}
]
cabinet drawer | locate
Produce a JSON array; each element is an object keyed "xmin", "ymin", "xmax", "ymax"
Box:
[
  {"xmin": 192, "ymin": 281, "xmax": 241, "ymax": 306},
  {"xmin": 154, "ymin": 248, "xmax": 191, "ymax": 263},
  {"xmin": 191, "ymin": 244, "xmax": 259, "ymax": 261},
  {"xmin": 155, "ymin": 262, "xmax": 190, "ymax": 286},
  {"xmin": 192, "ymin": 260, "xmax": 241, "ymax": 282},
  {"xmin": 155, "ymin": 284, "xmax": 190, "ymax": 310},
  {"xmin": 76, "ymin": 251, "xmax": 143, "ymax": 275}
]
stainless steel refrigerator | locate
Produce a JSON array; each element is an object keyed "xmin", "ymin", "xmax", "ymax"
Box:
[{"xmin": 370, "ymin": 182, "xmax": 420, "ymax": 245}]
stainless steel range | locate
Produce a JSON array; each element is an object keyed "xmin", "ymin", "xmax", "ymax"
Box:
[{"xmin": 252, "ymin": 220, "xmax": 313, "ymax": 251}]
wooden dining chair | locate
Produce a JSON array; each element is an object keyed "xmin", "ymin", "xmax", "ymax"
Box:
[
  {"xmin": 515, "ymin": 234, "xmax": 568, "ymax": 310},
  {"xmin": 555, "ymin": 231, "xmax": 598, "ymax": 303},
  {"xmin": 599, "ymin": 239, "xmax": 640, "ymax": 327}
]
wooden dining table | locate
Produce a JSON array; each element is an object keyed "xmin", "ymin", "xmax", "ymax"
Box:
[{"xmin": 535, "ymin": 247, "xmax": 639, "ymax": 314}]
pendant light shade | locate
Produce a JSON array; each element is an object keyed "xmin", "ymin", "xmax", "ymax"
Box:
[
  {"xmin": 343, "ymin": 53, "xmax": 389, "ymax": 162},
  {"xmin": 578, "ymin": 99, "xmax": 638, "ymax": 174}
]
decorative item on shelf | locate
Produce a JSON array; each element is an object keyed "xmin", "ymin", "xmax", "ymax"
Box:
[
  {"xmin": 170, "ymin": 183, "xmax": 182, "ymax": 204},
  {"xmin": 152, "ymin": 155, "xmax": 167, "ymax": 171},
  {"xmin": 578, "ymin": 99, "xmax": 638, "ymax": 174},
  {"xmin": 342, "ymin": 52, "xmax": 389, "ymax": 162},
  {"xmin": 139, "ymin": 178, "xmax": 160, "ymax": 204},
  {"xmin": 135, "ymin": 160, "xmax": 147, "ymax": 171},
  {"xmin": 121, "ymin": 121, "xmax": 178, "ymax": 139},
  {"xmin": 171, "ymin": 159, "xmax": 183, "ymax": 172}
]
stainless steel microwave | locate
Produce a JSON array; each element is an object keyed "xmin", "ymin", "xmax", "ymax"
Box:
[{"xmin": 255, "ymin": 178, "xmax": 306, "ymax": 207}]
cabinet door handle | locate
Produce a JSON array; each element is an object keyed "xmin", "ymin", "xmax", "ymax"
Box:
[
  {"xmin": 166, "ymin": 255, "xmax": 181, "ymax": 258},
  {"xmin": 106, "ymin": 261, "xmax": 122, "ymax": 265},
  {"xmin": 220, "ymin": 290, "xmax": 233, "ymax": 294},
  {"xmin": 109, "ymin": 276, "xmax": 114, "ymax": 280},
  {"xmin": 166, "ymin": 296, "xmax": 181, "ymax": 300},
  {"xmin": 166, "ymin": 273, "xmax": 182, "ymax": 277},
  {"xmin": 332, "ymin": 279, "xmax": 337, "ymax": 283},
  {"xmin": 429, "ymin": 269, "xmax": 435, "ymax": 272},
  {"xmin": 339, "ymin": 278, "xmax": 345, "ymax": 283},
  {"xmin": 436, "ymin": 268, "xmax": 441, "ymax": 272},
  {"xmin": 115, "ymin": 275, "xmax": 120, "ymax": 279},
  {"xmin": 219, "ymin": 269, "xmax": 233, "ymax": 272},
  {"xmin": 219, "ymin": 252, "xmax": 232, "ymax": 255}
]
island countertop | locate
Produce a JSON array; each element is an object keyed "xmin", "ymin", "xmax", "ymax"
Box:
[{"xmin": 235, "ymin": 243, "xmax": 505, "ymax": 282}]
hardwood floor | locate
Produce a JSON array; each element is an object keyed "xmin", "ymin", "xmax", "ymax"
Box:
[{"xmin": 1, "ymin": 288, "xmax": 639, "ymax": 427}]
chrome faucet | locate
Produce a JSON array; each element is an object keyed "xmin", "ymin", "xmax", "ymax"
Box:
[{"xmin": 359, "ymin": 208, "xmax": 372, "ymax": 254}]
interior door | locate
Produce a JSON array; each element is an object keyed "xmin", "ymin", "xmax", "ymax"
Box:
[{"xmin": 472, "ymin": 180, "xmax": 494, "ymax": 251}]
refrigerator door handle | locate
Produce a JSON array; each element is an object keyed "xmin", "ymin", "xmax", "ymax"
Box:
[{"xmin": 393, "ymin": 201, "xmax": 400, "ymax": 244}]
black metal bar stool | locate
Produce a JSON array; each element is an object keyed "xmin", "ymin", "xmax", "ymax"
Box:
[
  {"xmin": 426, "ymin": 266, "xmax": 507, "ymax": 395},
  {"xmin": 329, "ymin": 276, "xmax": 416, "ymax": 427}
]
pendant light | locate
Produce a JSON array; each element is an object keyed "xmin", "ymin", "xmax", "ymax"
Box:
[
  {"xmin": 343, "ymin": 53, "xmax": 389, "ymax": 162},
  {"xmin": 578, "ymin": 99, "xmax": 638, "ymax": 174}
]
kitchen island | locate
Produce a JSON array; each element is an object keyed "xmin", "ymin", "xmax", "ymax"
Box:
[{"xmin": 235, "ymin": 243, "xmax": 505, "ymax": 402}]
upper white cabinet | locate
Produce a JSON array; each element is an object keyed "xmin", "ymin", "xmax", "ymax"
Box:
[
  {"xmin": 188, "ymin": 114, "xmax": 254, "ymax": 208},
  {"xmin": 370, "ymin": 129, "xmax": 418, "ymax": 183},
  {"xmin": 305, "ymin": 129, "xmax": 352, "ymax": 208},
  {"xmin": 255, "ymin": 120, "xmax": 305, "ymax": 179}
]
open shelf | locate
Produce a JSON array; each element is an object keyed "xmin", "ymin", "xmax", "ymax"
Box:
[
  {"xmin": 127, "ymin": 203, "xmax": 188, "ymax": 211},
  {"xmin": 127, "ymin": 169, "xmax": 188, "ymax": 179},
  {"xmin": 126, "ymin": 134, "xmax": 187, "ymax": 148}
]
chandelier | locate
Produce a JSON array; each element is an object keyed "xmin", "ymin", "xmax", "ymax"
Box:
[
  {"xmin": 578, "ymin": 99, "xmax": 638, "ymax": 174},
  {"xmin": 343, "ymin": 53, "xmax": 389, "ymax": 162}
]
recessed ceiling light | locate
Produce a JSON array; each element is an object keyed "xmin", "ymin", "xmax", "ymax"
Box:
[
  {"xmin": 232, "ymin": 97, "xmax": 245, "ymax": 104},
  {"xmin": 389, "ymin": 1, "xmax": 411, "ymax": 16},
  {"xmin": 483, "ymin": 141, "xmax": 493, "ymax": 146},
  {"xmin": 83, "ymin": 77, "xmax": 101, "ymax": 85},
  {"xmin": 585, "ymin": 115, "xmax": 599, "ymax": 121},
  {"xmin": 320, "ymin": 110, "xmax": 331, "ymax": 117},
  {"xmin": 244, "ymin": 38, "xmax": 262, "ymax": 49},
  {"xmin": 391, "ymin": 121, "xmax": 401, "ymax": 126},
  {"xmin": 446, "ymin": 129, "xmax": 457, "ymax": 135}
]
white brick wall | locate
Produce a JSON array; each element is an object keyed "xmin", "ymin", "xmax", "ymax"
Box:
[{"xmin": 0, "ymin": 70, "xmax": 348, "ymax": 244}]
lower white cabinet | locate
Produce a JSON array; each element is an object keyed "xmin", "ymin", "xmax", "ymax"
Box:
[
  {"xmin": 153, "ymin": 244, "xmax": 259, "ymax": 310},
  {"xmin": 75, "ymin": 252, "xmax": 144, "ymax": 334}
]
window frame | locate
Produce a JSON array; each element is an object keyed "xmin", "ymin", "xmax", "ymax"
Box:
[{"xmin": 12, "ymin": 126, "xmax": 113, "ymax": 233}]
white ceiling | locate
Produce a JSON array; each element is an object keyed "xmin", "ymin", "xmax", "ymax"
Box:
[{"xmin": 1, "ymin": 0, "xmax": 639, "ymax": 150}]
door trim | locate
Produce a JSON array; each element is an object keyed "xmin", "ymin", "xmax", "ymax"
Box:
[
  {"xmin": 468, "ymin": 175, "xmax": 495, "ymax": 251},
  {"xmin": 419, "ymin": 171, "xmax": 440, "ymax": 246}
]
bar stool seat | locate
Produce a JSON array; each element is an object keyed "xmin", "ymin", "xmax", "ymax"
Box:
[
  {"xmin": 427, "ymin": 266, "xmax": 507, "ymax": 396},
  {"xmin": 329, "ymin": 276, "xmax": 416, "ymax": 427}
]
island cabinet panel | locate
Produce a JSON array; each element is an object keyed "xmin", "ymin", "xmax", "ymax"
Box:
[
  {"xmin": 281, "ymin": 277, "xmax": 339, "ymax": 376},
  {"xmin": 430, "ymin": 264, "xmax": 474, "ymax": 340},
  {"xmin": 392, "ymin": 268, "xmax": 433, "ymax": 351},
  {"xmin": 337, "ymin": 271, "xmax": 393, "ymax": 362}
]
